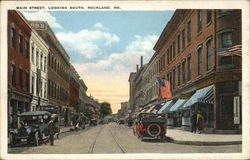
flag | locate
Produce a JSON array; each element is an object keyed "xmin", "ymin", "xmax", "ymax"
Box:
[
  {"xmin": 217, "ymin": 44, "xmax": 242, "ymax": 57},
  {"xmin": 156, "ymin": 77, "xmax": 172, "ymax": 99}
]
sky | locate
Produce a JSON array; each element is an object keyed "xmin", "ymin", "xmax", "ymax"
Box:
[{"xmin": 22, "ymin": 11, "xmax": 174, "ymax": 113}]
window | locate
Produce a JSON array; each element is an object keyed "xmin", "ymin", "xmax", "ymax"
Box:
[
  {"xmin": 177, "ymin": 65, "xmax": 181, "ymax": 85},
  {"xmin": 25, "ymin": 40, "xmax": 29, "ymax": 58},
  {"xmin": 40, "ymin": 55, "xmax": 43, "ymax": 70},
  {"xmin": 167, "ymin": 49, "xmax": 170, "ymax": 64},
  {"xmin": 11, "ymin": 64, "xmax": 16, "ymax": 87},
  {"xmin": 177, "ymin": 35, "xmax": 180, "ymax": 53},
  {"xmin": 44, "ymin": 82, "xmax": 47, "ymax": 99},
  {"xmin": 170, "ymin": 45, "xmax": 172, "ymax": 61},
  {"xmin": 173, "ymin": 68, "xmax": 176, "ymax": 89},
  {"xmin": 206, "ymin": 40, "xmax": 212, "ymax": 71},
  {"xmin": 187, "ymin": 21, "xmax": 191, "ymax": 43},
  {"xmin": 173, "ymin": 41, "xmax": 176, "ymax": 58},
  {"xmin": 206, "ymin": 10, "xmax": 212, "ymax": 24},
  {"xmin": 31, "ymin": 76, "xmax": 34, "ymax": 94},
  {"xmin": 219, "ymin": 32, "xmax": 233, "ymax": 48},
  {"xmin": 182, "ymin": 29, "xmax": 185, "ymax": 49},
  {"xmin": 44, "ymin": 57, "xmax": 47, "ymax": 72},
  {"xmin": 36, "ymin": 76, "xmax": 39, "ymax": 96},
  {"xmin": 48, "ymin": 52, "xmax": 51, "ymax": 67},
  {"xmin": 51, "ymin": 57, "xmax": 54, "ymax": 69},
  {"xmin": 170, "ymin": 72, "xmax": 172, "ymax": 90},
  {"xmin": 31, "ymin": 46, "xmax": 34, "ymax": 63},
  {"xmin": 10, "ymin": 27, "xmax": 15, "ymax": 49},
  {"xmin": 26, "ymin": 72, "xmax": 29, "ymax": 91},
  {"xmin": 182, "ymin": 60, "xmax": 186, "ymax": 83},
  {"xmin": 197, "ymin": 10, "xmax": 202, "ymax": 33},
  {"xmin": 36, "ymin": 51, "xmax": 39, "ymax": 66},
  {"xmin": 187, "ymin": 56, "xmax": 191, "ymax": 81},
  {"xmin": 197, "ymin": 47, "xmax": 202, "ymax": 76},
  {"xmin": 19, "ymin": 68, "xmax": 23, "ymax": 89},
  {"xmin": 18, "ymin": 34, "xmax": 22, "ymax": 55}
]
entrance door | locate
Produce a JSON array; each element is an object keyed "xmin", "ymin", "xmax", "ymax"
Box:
[{"xmin": 233, "ymin": 96, "xmax": 240, "ymax": 124}]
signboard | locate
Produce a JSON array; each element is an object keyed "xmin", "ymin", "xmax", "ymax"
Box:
[
  {"xmin": 234, "ymin": 96, "xmax": 240, "ymax": 124},
  {"xmin": 29, "ymin": 22, "xmax": 47, "ymax": 30}
]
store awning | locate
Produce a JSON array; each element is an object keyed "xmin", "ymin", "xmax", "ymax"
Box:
[
  {"xmin": 169, "ymin": 99, "xmax": 187, "ymax": 112},
  {"xmin": 183, "ymin": 85, "xmax": 214, "ymax": 108},
  {"xmin": 157, "ymin": 100, "xmax": 174, "ymax": 114},
  {"xmin": 198, "ymin": 87, "xmax": 214, "ymax": 104},
  {"xmin": 146, "ymin": 105, "xmax": 156, "ymax": 113}
]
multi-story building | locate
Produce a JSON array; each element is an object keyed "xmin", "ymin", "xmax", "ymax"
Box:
[
  {"xmin": 78, "ymin": 79, "xmax": 88, "ymax": 113},
  {"xmin": 69, "ymin": 65, "xmax": 80, "ymax": 112},
  {"xmin": 128, "ymin": 72, "xmax": 136, "ymax": 111},
  {"xmin": 8, "ymin": 10, "xmax": 32, "ymax": 128},
  {"xmin": 153, "ymin": 9, "xmax": 241, "ymax": 131},
  {"xmin": 29, "ymin": 21, "xmax": 71, "ymax": 123},
  {"xmin": 29, "ymin": 25, "xmax": 49, "ymax": 111}
]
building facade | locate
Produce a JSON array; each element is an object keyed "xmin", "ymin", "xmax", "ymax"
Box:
[
  {"xmin": 29, "ymin": 27, "xmax": 49, "ymax": 111},
  {"xmin": 69, "ymin": 65, "xmax": 80, "ymax": 112},
  {"xmin": 8, "ymin": 10, "xmax": 32, "ymax": 128}
]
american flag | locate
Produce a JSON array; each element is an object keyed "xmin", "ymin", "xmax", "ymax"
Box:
[{"xmin": 218, "ymin": 44, "xmax": 242, "ymax": 57}]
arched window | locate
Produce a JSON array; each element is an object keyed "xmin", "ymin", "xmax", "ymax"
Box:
[{"xmin": 10, "ymin": 26, "xmax": 16, "ymax": 49}]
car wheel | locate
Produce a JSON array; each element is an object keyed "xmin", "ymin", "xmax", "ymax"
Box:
[
  {"xmin": 9, "ymin": 134, "xmax": 15, "ymax": 147},
  {"xmin": 34, "ymin": 132, "xmax": 39, "ymax": 146}
]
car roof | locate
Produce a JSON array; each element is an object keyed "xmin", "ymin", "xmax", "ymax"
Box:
[{"xmin": 18, "ymin": 111, "xmax": 51, "ymax": 116}]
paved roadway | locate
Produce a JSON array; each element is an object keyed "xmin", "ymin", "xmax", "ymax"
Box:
[{"xmin": 8, "ymin": 123, "xmax": 242, "ymax": 154}]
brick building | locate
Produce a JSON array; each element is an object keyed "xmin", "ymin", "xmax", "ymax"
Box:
[
  {"xmin": 129, "ymin": 9, "xmax": 242, "ymax": 132},
  {"xmin": 29, "ymin": 21, "xmax": 71, "ymax": 124},
  {"xmin": 8, "ymin": 10, "xmax": 32, "ymax": 128},
  {"xmin": 69, "ymin": 65, "xmax": 80, "ymax": 111}
]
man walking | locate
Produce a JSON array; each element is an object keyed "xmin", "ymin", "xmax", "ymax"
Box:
[
  {"xmin": 48, "ymin": 119, "xmax": 55, "ymax": 146},
  {"xmin": 190, "ymin": 111, "xmax": 197, "ymax": 133}
]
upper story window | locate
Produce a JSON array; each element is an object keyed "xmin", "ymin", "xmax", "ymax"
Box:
[
  {"xmin": 11, "ymin": 64, "xmax": 16, "ymax": 87},
  {"xmin": 48, "ymin": 52, "xmax": 51, "ymax": 67},
  {"xmin": 31, "ymin": 46, "xmax": 34, "ymax": 63},
  {"xmin": 167, "ymin": 49, "xmax": 170, "ymax": 64},
  {"xmin": 182, "ymin": 28, "xmax": 186, "ymax": 49},
  {"xmin": 206, "ymin": 39, "xmax": 212, "ymax": 71},
  {"xmin": 10, "ymin": 27, "xmax": 16, "ymax": 49},
  {"xmin": 187, "ymin": 21, "xmax": 191, "ymax": 43},
  {"xmin": 19, "ymin": 68, "xmax": 23, "ymax": 89},
  {"xmin": 177, "ymin": 34, "xmax": 180, "ymax": 53},
  {"xmin": 182, "ymin": 60, "xmax": 186, "ymax": 84},
  {"xmin": 44, "ymin": 57, "xmax": 47, "ymax": 72},
  {"xmin": 25, "ymin": 40, "xmax": 29, "ymax": 59},
  {"xmin": 172, "ymin": 68, "xmax": 176, "ymax": 89},
  {"xmin": 170, "ymin": 45, "xmax": 173, "ymax": 61},
  {"xmin": 219, "ymin": 32, "xmax": 233, "ymax": 48},
  {"xmin": 26, "ymin": 71, "xmax": 29, "ymax": 92},
  {"xmin": 36, "ymin": 51, "xmax": 39, "ymax": 67},
  {"xmin": 206, "ymin": 10, "xmax": 212, "ymax": 24},
  {"xmin": 197, "ymin": 47, "xmax": 202, "ymax": 76},
  {"xmin": 40, "ymin": 55, "xmax": 43, "ymax": 70},
  {"xmin": 18, "ymin": 34, "xmax": 22, "ymax": 55},
  {"xmin": 197, "ymin": 10, "xmax": 202, "ymax": 33},
  {"xmin": 177, "ymin": 65, "xmax": 181, "ymax": 86},
  {"xmin": 173, "ymin": 41, "xmax": 176, "ymax": 58},
  {"xmin": 31, "ymin": 76, "xmax": 34, "ymax": 94},
  {"xmin": 187, "ymin": 56, "xmax": 191, "ymax": 81},
  {"xmin": 218, "ymin": 9, "xmax": 233, "ymax": 16}
]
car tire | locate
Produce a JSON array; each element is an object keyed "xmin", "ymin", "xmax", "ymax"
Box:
[
  {"xmin": 147, "ymin": 123, "xmax": 161, "ymax": 137},
  {"xmin": 9, "ymin": 134, "xmax": 15, "ymax": 147},
  {"xmin": 34, "ymin": 132, "xmax": 39, "ymax": 146}
]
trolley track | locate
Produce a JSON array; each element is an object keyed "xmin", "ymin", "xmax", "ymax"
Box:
[
  {"xmin": 88, "ymin": 126, "xmax": 103, "ymax": 153},
  {"xmin": 108, "ymin": 126, "xmax": 127, "ymax": 153}
]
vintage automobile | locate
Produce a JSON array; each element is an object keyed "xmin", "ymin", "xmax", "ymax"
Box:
[
  {"xmin": 9, "ymin": 111, "xmax": 51, "ymax": 147},
  {"xmin": 133, "ymin": 112, "xmax": 167, "ymax": 142}
]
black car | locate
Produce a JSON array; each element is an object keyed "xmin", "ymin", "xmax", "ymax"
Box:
[{"xmin": 9, "ymin": 111, "xmax": 51, "ymax": 147}]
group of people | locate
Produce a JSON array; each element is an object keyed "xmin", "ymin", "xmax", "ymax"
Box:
[{"xmin": 190, "ymin": 111, "xmax": 204, "ymax": 134}]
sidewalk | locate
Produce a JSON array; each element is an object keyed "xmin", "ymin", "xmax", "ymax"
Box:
[{"xmin": 165, "ymin": 128, "xmax": 242, "ymax": 145}]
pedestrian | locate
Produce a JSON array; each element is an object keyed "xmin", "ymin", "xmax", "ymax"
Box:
[
  {"xmin": 190, "ymin": 111, "xmax": 197, "ymax": 133},
  {"xmin": 196, "ymin": 111, "xmax": 204, "ymax": 134},
  {"xmin": 48, "ymin": 119, "xmax": 55, "ymax": 146}
]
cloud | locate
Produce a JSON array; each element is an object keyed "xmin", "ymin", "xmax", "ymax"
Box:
[
  {"xmin": 22, "ymin": 11, "xmax": 62, "ymax": 29},
  {"xmin": 94, "ymin": 22, "xmax": 108, "ymax": 30},
  {"xmin": 73, "ymin": 35, "xmax": 158, "ymax": 76},
  {"xmin": 55, "ymin": 29, "xmax": 120, "ymax": 59}
]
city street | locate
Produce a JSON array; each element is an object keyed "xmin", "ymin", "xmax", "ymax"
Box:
[{"xmin": 8, "ymin": 123, "xmax": 242, "ymax": 154}]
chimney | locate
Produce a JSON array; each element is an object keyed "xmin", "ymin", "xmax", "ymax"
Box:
[
  {"xmin": 140, "ymin": 56, "xmax": 143, "ymax": 68},
  {"xmin": 136, "ymin": 64, "xmax": 139, "ymax": 72}
]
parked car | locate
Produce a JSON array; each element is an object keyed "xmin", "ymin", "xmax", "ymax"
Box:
[
  {"xmin": 9, "ymin": 111, "xmax": 52, "ymax": 147},
  {"xmin": 133, "ymin": 112, "xmax": 167, "ymax": 142},
  {"xmin": 90, "ymin": 119, "xmax": 98, "ymax": 126},
  {"xmin": 118, "ymin": 119, "xmax": 125, "ymax": 125}
]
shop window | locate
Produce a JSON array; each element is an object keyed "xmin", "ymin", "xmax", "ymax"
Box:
[
  {"xmin": 219, "ymin": 32, "xmax": 233, "ymax": 48},
  {"xmin": 11, "ymin": 64, "xmax": 16, "ymax": 87},
  {"xmin": 220, "ymin": 96, "xmax": 233, "ymax": 116},
  {"xmin": 197, "ymin": 10, "xmax": 202, "ymax": 33},
  {"xmin": 18, "ymin": 34, "xmax": 22, "ymax": 55},
  {"xmin": 187, "ymin": 21, "xmax": 191, "ymax": 43},
  {"xmin": 206, "ymin": 39, "xmax": 212, "ymax": 71},
  {"xmin": 187, "ymin": 56, "xmax": 191, "ymax": 81},
  {"xmin": 182, "ymin": 28, "xmax": 185, "ymax": 49},
  {"xmin": 19, "ymin": 68, "xmax": 23, "ymax": 89},
  {"xmin": 197, "ymin": 47, "xmax": 202, "ymax": 76},
  {"xmin": 206, "ymin": 10, "xmax": 212, "ymax": 24},
  {"xmin": 10, "ymin": 27, "xmax": 15, "ymax": 49}
]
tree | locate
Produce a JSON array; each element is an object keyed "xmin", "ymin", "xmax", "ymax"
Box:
[{"xmin": 99, "ymin": 102, "xmax": 112, "ymax": 118}]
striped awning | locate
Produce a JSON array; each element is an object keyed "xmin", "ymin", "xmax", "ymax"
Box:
[
  {"xmin": 169, "ymin": 99, "xmax": 187, "ymax": 112},
  {"xmin": 198, "ymin": 87, "xmax": 214, "ymax": 104},
  {"xmin": 157, "ymin": 100, "xmax": 174, "ymax": 114}
]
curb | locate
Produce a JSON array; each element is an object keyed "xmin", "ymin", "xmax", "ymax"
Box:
[{"xmin": 166, "ymin": 136, "xmax": 242, "ymax": 146}]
